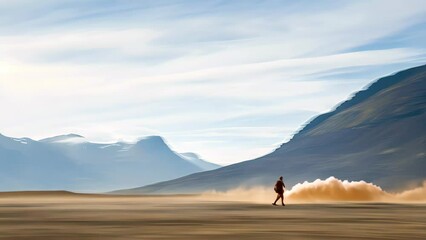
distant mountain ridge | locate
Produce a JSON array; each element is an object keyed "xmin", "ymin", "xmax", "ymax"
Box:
[
  {"xmin": 0, "ymin": 134, "xmax": 220, "ymax": 191},
  {"xmin": 40, "ymin": 133, "xmax": 85, "ymax": 142},
  {"xmin": 179, "ymin": 152, "xmax": 220, "ymax": 170},
  {"xmin": 117, "ymin": 64, "xmax": 426, "ymax": 194}
]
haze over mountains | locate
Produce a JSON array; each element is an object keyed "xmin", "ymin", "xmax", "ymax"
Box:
[
  {"xmin": 118, "ymin": 64, "xmax": 426, "ymax": 194},
  {"xmin": 0, "ymin": 134, "xmax": 219, "ymax": 191},
  {"xmin": 2, "ymin": 65, "xmax": 425, "ymax": 194}
]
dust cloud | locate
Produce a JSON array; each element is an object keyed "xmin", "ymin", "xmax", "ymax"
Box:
[{"xmin": 200, "ymin": 177, "xmax": 426, "ymax": 203}]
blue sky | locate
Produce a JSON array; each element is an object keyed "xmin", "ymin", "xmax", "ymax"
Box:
[{"xmin": 0, "ymin": 0, "xmax": 425, "ymax": 165}]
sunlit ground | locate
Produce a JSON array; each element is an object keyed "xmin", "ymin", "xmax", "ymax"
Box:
[{"xmin": 0, "ymin": 192, "xmax": 425, "ymax": 240}]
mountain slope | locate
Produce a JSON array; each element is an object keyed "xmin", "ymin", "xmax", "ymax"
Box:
[
  {"xmin": 119, "ymin": 64, "xmax": 426, "ymax": 194},
  {"xmin": 179, "ymin": 152, "xmax": 221, "ymax": 170},
  {"xmin": 0, "ymin": 134, "xmax": 219, "ymax": 191},
  {"xmin": 0, "ymin": 134, "xmax": 90, "ymax": 190}
]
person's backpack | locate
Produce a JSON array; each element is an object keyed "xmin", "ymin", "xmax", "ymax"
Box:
[{"xmin": 274, "ymin": 184, "xmax": 278, "ymax": 193}]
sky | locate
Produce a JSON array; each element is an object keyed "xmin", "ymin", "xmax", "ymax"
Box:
[{"xmin": 0, "ymin": 0, "xmax": 425, "ymax": 165}]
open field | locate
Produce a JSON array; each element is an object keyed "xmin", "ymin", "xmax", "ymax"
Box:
[{"xmin": 0, "ymin": 192, "xmax": 425, "ymax": 240}]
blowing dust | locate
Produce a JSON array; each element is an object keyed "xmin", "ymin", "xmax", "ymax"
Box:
[{"xmin": 200, "ymin": 177, "xmax": 426, "ymax": 203}]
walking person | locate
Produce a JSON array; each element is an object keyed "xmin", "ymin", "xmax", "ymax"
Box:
[{"xmin": 272, "ymin": 176, "xmax": 286, "ymax": 206}]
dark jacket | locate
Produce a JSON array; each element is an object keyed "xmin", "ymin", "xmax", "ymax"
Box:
[{"xmin": 274, "ymin": 180, "xmax": 285, "ymax": 194}]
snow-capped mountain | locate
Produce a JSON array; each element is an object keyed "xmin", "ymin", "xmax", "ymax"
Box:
[{"xmin": 0, "ymin": 134, "xmax": 219, "ymax": 191}]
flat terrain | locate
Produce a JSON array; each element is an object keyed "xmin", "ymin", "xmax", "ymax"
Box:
[{"xmin": 0, "ymin": 192, "xmax": 425, "ymax": 239}]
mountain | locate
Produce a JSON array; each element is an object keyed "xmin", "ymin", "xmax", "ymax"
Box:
[
  {"xmin": 0, "ymin": 134, "xmax": 219, "ymax": 191},
  {"xmin": 179, "ymin": 152, "xmax": 221, "ymax": 170},
  {"xmin": 0, "ymin": 134, "xmax": 90, "ymax": 191},
  {"xmin": 117, "ymin": 64, "xmax": 426, "ymax": 194},
  {"xmin": 40, "ymin": 133, "xmax": 86, "ymax": 143}
]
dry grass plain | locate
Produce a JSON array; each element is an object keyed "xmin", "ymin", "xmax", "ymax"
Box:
[{"xmin": 0, "ymin": 191, "xmax": 425, "ymax": 240}]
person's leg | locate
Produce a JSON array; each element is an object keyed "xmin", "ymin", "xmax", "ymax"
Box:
[
  {"xmin": 273, "ymin": 194, "xmax": 280, "ymax": 205},
  {"xmin": 281, "ymin": 193, "xmax": 285, "ymax": 206}
]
